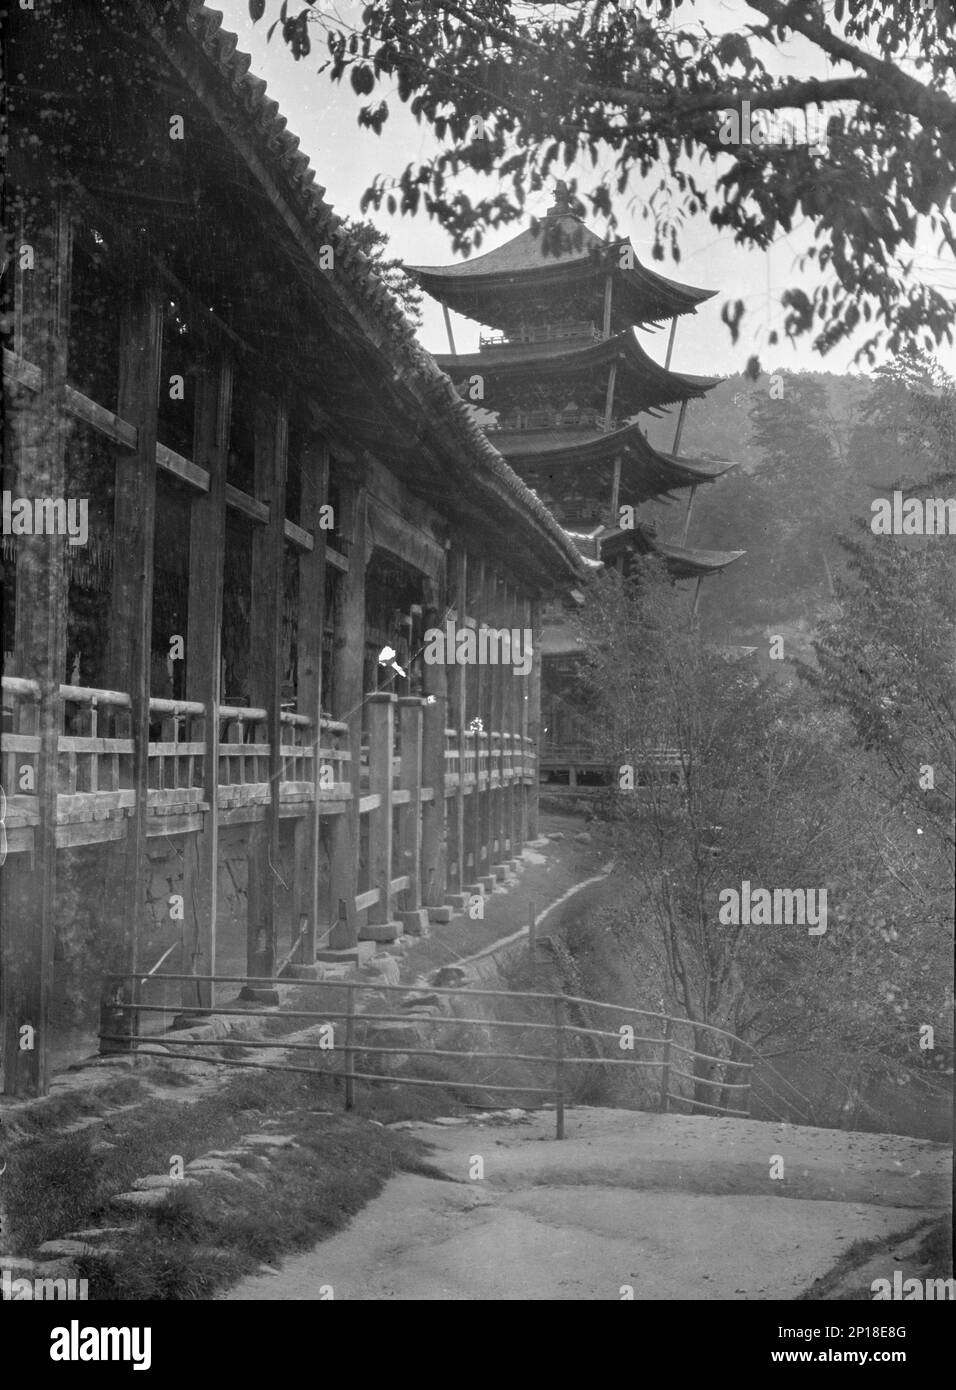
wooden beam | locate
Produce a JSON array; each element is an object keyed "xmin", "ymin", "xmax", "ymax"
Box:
[
  {"xmin": 1, "ymin": 199, "xmax": 71, "ymax": 1097},
  {"xmin": 182, "ymin": 358, "xmax": 232, "ymax": 1012}
]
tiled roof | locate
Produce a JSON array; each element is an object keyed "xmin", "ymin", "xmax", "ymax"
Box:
[{"xmin": 140, "ymin": 1, "xmax": 587, "ymax": 583}]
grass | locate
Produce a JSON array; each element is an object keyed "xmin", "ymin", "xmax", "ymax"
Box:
[
  {"xmin": 4, "ymin": 1063, "xmax": 465, "ymax": 1298},
  {"xmin": 796, "ymin": 1217, "xmax": 950, "ymax": 1301}
]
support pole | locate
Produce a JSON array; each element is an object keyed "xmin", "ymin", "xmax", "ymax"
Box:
[
  {"xmin": 442, "ymin": 304, "xmax": 458, "ymax": 357},
  {"xmin": 245, "ymin": 396, "xmax": 287, "ymax": 993},
  {"xmin": 681, "ymin": 484, "xmax": 697, "ymax": 546},
  {"xmin": 293, "ymin": 437, "xmax": 329, "ymax": 963},
  {"xmin": 108, "ymin": 283, "xmax": 163, "ymax": 1038},
  {"xmin": 183, "ymin": 358, "xmax": 232, "ymax": 1011},
  {"xmin": 664, "ymin": 316, "xmax": 677, "ymax": 370},
  {"xmin": 1, "ymin": 199, "xmax": 71, "ymax": 1097}
]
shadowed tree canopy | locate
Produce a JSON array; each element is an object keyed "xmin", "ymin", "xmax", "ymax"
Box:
[{"xmin": 254, "ymin": 1, "xmax": 956, "ymax": 362}]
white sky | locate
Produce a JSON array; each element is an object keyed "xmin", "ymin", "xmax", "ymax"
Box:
[{"xmin": 214, "ymin": 0, "xmax": 955, "ymax": 380}]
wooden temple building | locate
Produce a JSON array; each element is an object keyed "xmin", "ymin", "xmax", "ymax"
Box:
[
  {"xmin": 0, "ymin": 1, "xmax": 587, "ymax": 1096},
  {"xmin": 409, "ymin": 187, "xmax": 744, "ymax": 788}
]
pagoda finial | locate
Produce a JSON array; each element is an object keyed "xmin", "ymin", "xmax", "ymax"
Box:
[{"xmin": 549, "ymin": 180, "xmax": 573, "ymax": 216}]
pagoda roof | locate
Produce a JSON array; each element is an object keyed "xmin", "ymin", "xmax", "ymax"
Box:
[
  {"xmin": 409, "ymin": 192, "xmax": 713, "ymax": 332},
  {"xmin": 437, "ymin": 330, "xmax": 718, "ymax": 415},
  {"xmin": 492, "ymin": 421, "xmax": 734, "ymax": 507},
  {"xmin": 600, "ymin": 525, "xmax": 745, "ymax": 577}
]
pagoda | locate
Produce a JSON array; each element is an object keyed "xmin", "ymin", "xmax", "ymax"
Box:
[
  {"xmin": 409, "ymin": 182, "xmax": 744, "ymax": 583},
  {"xmin": 410, "ymin": 184, "xmax": 744, "ymax": 786}
]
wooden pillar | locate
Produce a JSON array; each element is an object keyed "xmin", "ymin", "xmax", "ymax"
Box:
[
  {"xmin": 245, "ymin": 396, "xmax": 287, "ymax": 988},
  {"xmin": 293, "ymin": 438, "xmax": 329, "ymax": 963},
  {"xmin": 603, "ymin": 360, "xmax": 618, "ymax": 433},
  {"xmin": 672, "ymin": 398, "xmax": 689, "ymax": 456},
  {"xmin": 182, "ymin": 358, "xmax": 232, "ymax": 1011},
  {"xmin": 107, "ymin": 282, "xmax": 163, "ymax": 1018},
  {"xmin": 397, "ymin": 696, "xmax": 425, "ymax": 930},
  {"xmin": 446, "ymin": 548, "xmax": 467, "ymax": 898},
  {"xmin": 518, "ymin": 593, "xmax": 532, "ymax": 848},
  {"xmin": 504, "ymin": 583, "xmax": 519, "ymax": 859},
  {"xmin": 365, "ymin": 692, "xmax": 396, "ymax": 933},
  {"xmin": 1, "ymin": 200, "xmax": 71, "ymax": 1097},
  {"xmin": 602, "ymin": 270, "xmax": 614, "ymax": 339},
  {"xmin": 420, "ymin": 595, "xmax": 447, "ymax": 907},
  {"xmin": 527, "ymin": 597, "xmax": 542, "ymax": 840},
  {"xmin": 329, "ymin": 483, "xmax": 366, "ymax": 947},
  {"xmin": 489, "ymin": 573, "xmax": 505, "ymax": 866},
  {"xmin": 469, "ymin": 558, "xmax": 487, "ymax": 884}
]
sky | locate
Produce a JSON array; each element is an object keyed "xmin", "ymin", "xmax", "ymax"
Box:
[{"xmin": 214, "ymin": 0, "xmax": 955, "ymax": 380}]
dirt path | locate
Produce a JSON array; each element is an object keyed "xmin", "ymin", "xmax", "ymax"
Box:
[{"xmin": 221, "ymin": 1108, "xmax": 951, "ymax": 1301}]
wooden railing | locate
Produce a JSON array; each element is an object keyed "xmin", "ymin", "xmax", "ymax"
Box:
[{"xmin": 99, "ymin": 974, "xmax": 818, "ymax": 1136}]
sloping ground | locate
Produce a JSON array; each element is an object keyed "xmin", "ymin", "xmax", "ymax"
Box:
[{"xmin": 221, "ymin": 1108, "xmax": 951, "ymax": 1302}]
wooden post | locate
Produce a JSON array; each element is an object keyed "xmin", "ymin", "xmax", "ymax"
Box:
[
  {"xmin": 442, "ymin": 303, "xmax": 458, "ymax": 357},
  {"xmin": 610, "ymin": 454, "xmax": 622, "ymax": 522},
  {"xmin": 448, "ymin": 549, "xmax": 467, "ymax": 896},
  {"xmin": 663, "ymin": 316, "xmax": 677, "ymax": 370},
  {"xmin": 504, "ymin": 582, "xmax": 519, "ymax": 861},
  {"xmin": 420, "ymin": 598, "xmax": 447, "ymax": 907},
  {"xmin": 554, "ymin": 995, "xmax": 566, "ymax": 1139},
  {"xmin": 660, "ymin": 1015, "xmax": 672, "ymax": 1113},
  {"xmin": 365, "ymin": 692, "xmax": 396, "ymax": 934},
  {"xmin": 293, "ymin": 437, "xmax": 329, "ymax": 963},
  {"xmin": 489, "ymin": 573, "xmax": 505, "ymax": 867},
  {"xmin": 1, "ymin": 199, "xmax": 71, "ymax": 1097},
  {"xmin": 329, "ymin": 483, "xmax": 366, "ymax": 948},
  {"xmin": 602, "ymin": 270, "xmax": 614, "ymax": 339},
  {"xmin": 603, "ymin": 360, "xmax": 618, "ymax": 433},
  {"xmin": 397, "ymin": 696, "xmax": 424, "ymax": 929},
  {"xmin": 108, "ymin": 282, "xmax": 164, "ymax": 1036},
  {"xmin": 245, "ymin": 396, "xmax": 287, "ymax": 990},
  {"xmin": 344, "ymin": 980, "xmax": 355, "ymax": 1110},
  {"xmin": 527, "ymin": 597, "xmax": 542, "ymax": 840},
  {"xmin": 477, "ymin": 561, "xmax": 495, "ymax": 879},
  {"xmin": 528, "ymin": 899, "xmax": 537, "ymax": 988},
  {"xmin": 468, "ymin": 557, "xmax": 485, "ymax": 885},
  {"xmin": 182, "ymin": 359, "xmax": 232, "ymax": 1012},
  {"xmin": 518, "ymin": 594, "xmax": 532, "ymax": 848},
  {"xmin": 672, "ymin": 398, "xmax": 688, "ymax": 456},
  {"xmin": 681, "ymin": 484, "xmax": 697, "ymax": 546}
]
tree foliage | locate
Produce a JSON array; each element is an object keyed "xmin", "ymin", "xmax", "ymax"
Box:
[
  {"xmin": 253, "ymin": 0, "xmax": 956, "ymax": 360},
  {"xmin": 572, "ymin": 561, "xmax": 951, "ymax": 1078}
]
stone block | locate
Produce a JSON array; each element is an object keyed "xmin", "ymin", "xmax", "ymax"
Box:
[
  {"xmin": 399, "ymin": 908, "xmax": 429, "ymax": 936},
  {"xmin": 443, "ymin": 892, "xmax": 468, "ymax": 911},
  {"xmin": 358, "ymin": 920, "xmax": 403, "ymax": 943},
  {"xmin": 428, "ymin": 905, "xmax": 454, "ymax": 924}
]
